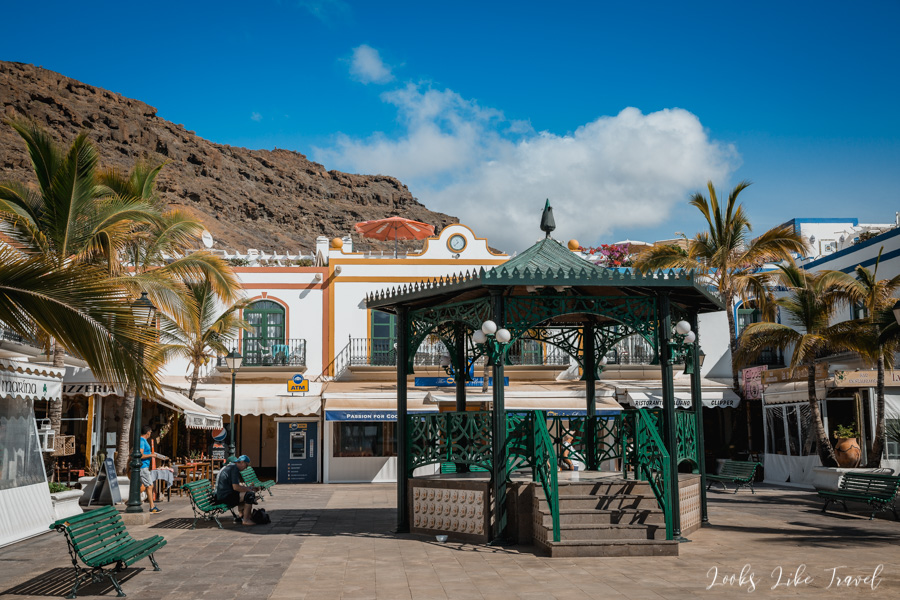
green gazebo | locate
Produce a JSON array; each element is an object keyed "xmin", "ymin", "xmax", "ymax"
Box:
[{"xmin": 365, "ymin": 204, "xmax": 724, "ymax": 548}]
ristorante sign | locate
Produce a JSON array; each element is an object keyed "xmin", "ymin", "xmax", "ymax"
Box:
[{"xmin": 833, "ymin": 370, "xmax": 900, "ymax": 388}]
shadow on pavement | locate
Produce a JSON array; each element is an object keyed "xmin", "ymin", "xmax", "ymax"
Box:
[
  {"xmin": 149, "ymin": 518, "xmax": 197, "ymax": 529},
  {"xmin": 1, "ymin": 567, "xmax": 142, "ymax": 597}
]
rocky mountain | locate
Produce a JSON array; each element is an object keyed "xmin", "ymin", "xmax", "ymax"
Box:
[{"xmin": 0, "ymin": 61, "xmax": 456, "ymax": 253}]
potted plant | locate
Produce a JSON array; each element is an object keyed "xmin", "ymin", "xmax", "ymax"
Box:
[
  {"xmin": 49, "ymin": 482, "xmax": 83, "ymax": 521},
  {"xmin": 833, "ymin": 423, "xmax": 862, "ymax": 468}
]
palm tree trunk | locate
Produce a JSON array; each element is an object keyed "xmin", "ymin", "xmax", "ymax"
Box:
[
  {"xmin": 868, "ymin": 349, "xmax": 886, "ymax": 466},
  {"xmin": 807, "ymin": 360, "xmax": 837, "ymax": 467},
  {"xmin": 115, "ymin": 390, "xmax": 135, "ymax": 475},
  {"xmin": 725, "ymin": 297, "xmax": 740, "ymax": 395},
  {"xmin": 188, "ymin": 361, "xmax": 202, "ymax": 400}
]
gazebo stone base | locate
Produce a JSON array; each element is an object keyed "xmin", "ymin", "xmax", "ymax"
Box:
[{"xmin": 410, "ymin": 476, "xmax": 490, "ymax": 544}]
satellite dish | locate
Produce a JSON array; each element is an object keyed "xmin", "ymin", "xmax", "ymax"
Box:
[{"xmin": 201, "ymin": 230, "xmax": 214, "ymax": 248}]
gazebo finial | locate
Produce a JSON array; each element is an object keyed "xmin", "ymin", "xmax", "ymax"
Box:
[{"xmin": 540, "ymin": 199, "xmax": 556, "ymax": 238}]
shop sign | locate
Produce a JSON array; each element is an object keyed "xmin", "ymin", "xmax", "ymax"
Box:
[
  {"xmin": 833, "ymin": 370, "xmax": 900, "ymax": 388},
  {"xmin": 0, "ymin": 370, "xmax": 62, "ymax": 401},
  {"xmin": 287, "ymin": 374, "xmax": 309, "ymax": 393},
  {"xmin": 761, "ymin": 363, "xmax": 828, "ymax": 385},
  {"xmin": 742, "ymin": 366, "xmax": 768, "ymax": 400},
  {"xmin": 414, "ymin": 376, "xmax": 509, "ymax": 387}
]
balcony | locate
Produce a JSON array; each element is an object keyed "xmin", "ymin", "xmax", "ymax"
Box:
[
  {"xmin": 346, "ymin": 337, "xmax": 571, "ymax": 368},
  {"xmin": 217, "ymin": 339, "xmax": 307, "ymax": 368}
]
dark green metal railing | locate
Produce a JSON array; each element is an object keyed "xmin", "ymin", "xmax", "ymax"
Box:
[
  {"xmin": 407, "ymin": 409, "xmax": 687, "ymax": 543},
  {"xmin": 622, "ymin": 410, "xmax": 674, "ymax": 540},
  {"xmin": 408, "ymin": 411, "xmax": 493, "ymax": 472},
  {"xmin": 545, "ymin": 414, "xmax": 623, "ymax": 470}
]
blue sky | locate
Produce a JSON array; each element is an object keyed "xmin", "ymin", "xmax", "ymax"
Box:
[{"xmin": 2, "ymin": 1, "xmax": 898, "ymax": 250}]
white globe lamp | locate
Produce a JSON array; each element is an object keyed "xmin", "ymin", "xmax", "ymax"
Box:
[
  {"xmin": 481, "ymin": 320, "xmax": 498, "ymax": 335},
  {"xmin": 675, "ymin": 320, "xmax": 691, "ymax": 336},
  {"xmin": 495, "ymin": 328, "xmax": 511, "ymax": 344}
]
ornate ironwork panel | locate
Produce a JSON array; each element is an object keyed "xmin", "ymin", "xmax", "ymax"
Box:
[
  {"xmin": 622, "ymin": 410, "xmax": 674, "ymax": 540},
  {"xmin": 407, "ymin": 412, "xmax": 493, "ymax": 473},
  {"xmin": 676, "ymin": 410, "xmax": 699, "ymax": 472}
]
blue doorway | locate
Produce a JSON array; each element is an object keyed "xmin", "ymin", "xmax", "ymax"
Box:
[{"xmin": 277, "ymin": 421, "xmax": 319, "ymax": 483}]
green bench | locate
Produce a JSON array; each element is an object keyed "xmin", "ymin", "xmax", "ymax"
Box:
[
  {"xmin": 50, "ymin": 505, "xmax": 166, "ymax": 598},
  {"xmin": 241, "ymin": 466, "xmax": 275, "ymax": 498},
  {"xmin": 183, "ymin": 479, "xmax": 235, "ymax": 529},
  {"xmin": 707, "ymin": 460, "xmax": 761, "ymax": 494},
  {"xmin": 819, "ymin": 472, "xmax": 900, "ymax": 520}
]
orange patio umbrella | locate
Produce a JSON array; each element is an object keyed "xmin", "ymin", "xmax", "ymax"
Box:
[{"xmin": 354, "ymin": 216, "xmax": 436, "ymax": 257}]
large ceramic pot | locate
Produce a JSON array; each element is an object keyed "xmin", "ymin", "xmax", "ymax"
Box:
[{"xmin": 834, "ymin": 437, "xmax": 862, "ymax": 468}]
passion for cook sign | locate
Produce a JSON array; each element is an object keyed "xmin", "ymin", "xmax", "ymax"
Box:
[{"xmin": 833, "ymin": 370, "xmax": 900, "ymax": 388}]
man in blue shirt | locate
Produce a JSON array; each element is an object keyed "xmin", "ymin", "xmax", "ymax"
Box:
[
  {"xmin": 215, "ymin": 455, "xmax": 257, "ymax": 525},
  {"xmin": 139, "ymin": 425, "xmax": 163, "ymax": 514}
]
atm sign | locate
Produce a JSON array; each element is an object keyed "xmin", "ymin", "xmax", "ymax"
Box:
[{"xmin": 287, "ymin": 379, "xmax": 309, "ymax": 393}]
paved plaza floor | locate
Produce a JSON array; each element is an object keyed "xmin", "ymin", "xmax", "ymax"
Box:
[{"xmin": 1, "ymin": 482, "xmax": 898, "ymax": 599}]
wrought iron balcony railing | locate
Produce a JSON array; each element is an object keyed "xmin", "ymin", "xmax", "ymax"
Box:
[
  {"xmin": 218, "ymin": 339, "xmax": 307, "ymax": 368},
  {"xmin": 346, "ymin": 337, "xmax": 571, "ymax": 368}
]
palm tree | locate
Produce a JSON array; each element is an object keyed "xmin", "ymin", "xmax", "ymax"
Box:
[
  {"xmin": 154, "ymin": 281, "xmax": 250, "ymax": 400},
  {"xmin": 98, "ymin": 163, "xmax": 243, "ymax": 473},
  {"xmin": 836, "ymin": 251, "xmax": 900, "ymax": 465},
  {"xmin": 0, "ymin": 119, "xmax": 159, "ymax": 467},
  {"xmin": 737, "ymin": 262, "xmax": 853, "ymax": 466},
  {"xmin": 0, "ymin": 246, "xmax": 154, "ymax": 396},
  {"xmin": 634, "ymin": 181, "xmax": 808, "ymax": 396}
]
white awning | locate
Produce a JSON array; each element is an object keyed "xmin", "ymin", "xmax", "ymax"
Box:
[
  {"xmin": 0, "ymin": 359, "xmax": 63, "ymax": 402},
  {"xmin": 62, "ymin": 366, "xmax": 122, "ymax": 397},
  {"xmin": 193, "ymin": 383, "xmax": 322, "ymax": 417},
  {"xmin": 622, "ymin": 390, "xmax": 740, "ymax": 409},
  {"xmin": 763, "ymin": 381, "xmax": 827, "ymax": 405},
  {"xmin": 155, "ymin": 388, "xmax": 223, "ymax": 430}
]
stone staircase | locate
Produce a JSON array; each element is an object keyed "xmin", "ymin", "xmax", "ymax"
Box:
[{"xmin": 532, "ymin": 479, "xmax": 678, "ymax": 557}]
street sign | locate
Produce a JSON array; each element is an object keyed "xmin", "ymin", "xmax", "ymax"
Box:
[{"xmin": 288, "ymin": 379, "xmax": 309, "ymax": 393}]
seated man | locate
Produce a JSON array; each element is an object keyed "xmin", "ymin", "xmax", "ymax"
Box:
[{"xmin": 215, "ymin": 455, "xmax": 258, "ymax": 526}]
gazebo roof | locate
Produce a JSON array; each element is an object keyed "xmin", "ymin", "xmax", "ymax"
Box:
[
  {"xmin": 482, "ymin": 237, "xmax": 608, "ymax": 281},
  {"xmin": 366, "ymin": 201, "xmax": 723, "ymax": 314}
]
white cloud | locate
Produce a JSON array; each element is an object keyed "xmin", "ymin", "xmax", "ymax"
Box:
[
  {"xmin": 314, "ymin": 83, "xmax": 737, "ymax": 252},
  {"xmin": 251, "ymin": 112, "xmax": 263, "ymax": 122},
  {"xmin": 349, "ymin": 45, "xmax": 394, "ymax": 84}
]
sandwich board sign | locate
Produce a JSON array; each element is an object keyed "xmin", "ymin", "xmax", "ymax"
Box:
[{"xmin": 88, "ymin": 458, "xmax": 122, "ymax": 506}]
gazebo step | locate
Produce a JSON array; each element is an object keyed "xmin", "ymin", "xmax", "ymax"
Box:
[
  {"xmin": 539, "ymin": 508, "xmax": 664, "ymax": 527},
  {"xmin": 540, "ymin": 539, "xmax": 679, "ymax": 558},
  {"xmin": 555, "ymin": 480, "xmax": 654, "ymax": 496},
  {"xmin": 536, "ymin": 523, "xmax": 665, "ymax": 541},
  {"xmin": 536, "ymin": 494, "xmax": 659, "ymax": 510}
]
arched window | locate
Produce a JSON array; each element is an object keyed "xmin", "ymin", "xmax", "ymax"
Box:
[{"xmin": 243, "ymin": 300, "xmax": 285, "ymax": 365}]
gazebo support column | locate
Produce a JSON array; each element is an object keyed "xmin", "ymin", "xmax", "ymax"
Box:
[
  {"xmin": 455, "ymin": 323, "xmax": 467, "ymax": 412},
  {"xmin": 583, "ymin": 323, "xmax": 598, "ymax": 471},
  {"xmin": 490, "ymin": 292, "xmax": 507, "ymax": 543},
  {"xmin": 455, "ymin": 323, "xmax": 469, "ymax": 473},
  {"xmin": 689, "ymin": 312, "xmax": 709, "ymax": 524},
  {"xmin": 657, "ymin": 293, "xmax": 684, "ymax": 541},
  {"xmin": 396, "ymin": 306, "xmax": 410, "ymax": 533}
]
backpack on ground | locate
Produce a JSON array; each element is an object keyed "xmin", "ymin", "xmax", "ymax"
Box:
[{"xmin": 251, "ymin": 508, "xmax": 271, "ymax": 525}]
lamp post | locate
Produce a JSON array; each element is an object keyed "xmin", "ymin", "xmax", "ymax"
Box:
[
  {"xmin": 125, "ymin": 292, "xmax": 157, "ymax": 514},
  {"xmin": 224, "ymin": 349, "xmax": 243, "ymax": 462},
  {"xmin": 473, "ymin": 318, "xmax": 512, "ymax": 543}
]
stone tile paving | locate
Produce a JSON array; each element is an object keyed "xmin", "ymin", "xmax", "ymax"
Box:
[{"xmin": 1, "ymin": 483, "xmax": 898, "ymax": 599}]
